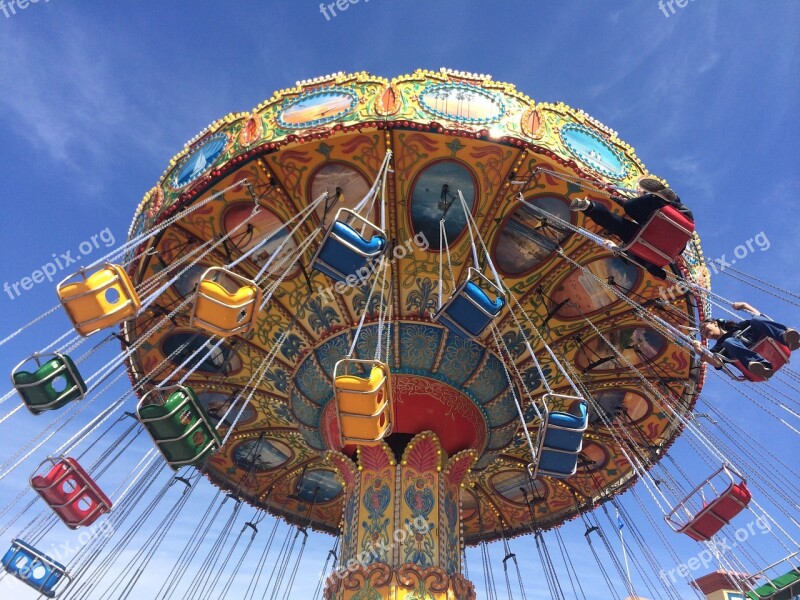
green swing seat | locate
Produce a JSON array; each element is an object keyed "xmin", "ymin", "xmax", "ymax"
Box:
[
  {"xmin": 746, "ymin": 565, "xmax": 800, "ymax": 599},
  {"xmin": 137, "ymin": 385, "xmax": 221, "ymax": 470},
  {"xmin": 12, "ymin": 353, "xmax": 87, "ymax": 415}
]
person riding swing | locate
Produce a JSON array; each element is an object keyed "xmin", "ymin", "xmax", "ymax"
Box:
[
  {"xmin": 692, "ymin": 302, "xmax": 799, "ymax": 380},
  {"xmin": 569, "ymin": 178, "xmax": 694, "ymax": 279}
]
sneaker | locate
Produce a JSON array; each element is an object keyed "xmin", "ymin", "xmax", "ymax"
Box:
[
  {"xmin": 783, "ymin": 329, "xmax": 800, "ymax": 351},
  {"xmin": 748, "ymin": 361, "xmax": 774, "ymax": 379},
  {"xmin": 570, "ymin": 198, "xmax": 591, "ymax": 212},
  {"xmin": 656, "ymin": 188, "xmax": 680, "ymax": 204},
  {"xmin": 638, "ymin": 177, "xmax": 667, "ymax": 193}
]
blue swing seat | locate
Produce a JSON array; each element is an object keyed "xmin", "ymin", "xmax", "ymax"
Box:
[
  {"xmin": 528, "ymin": 395, "xmax": 588, "ymax": 480},
  {"xmin": 433, "ymin": 268, "xmax": 505, "ymax": 339},
  {"xmin": 2, "ymin": 539, "xmax": 69, "ymax": 598},
  {"xmin": 311, "ymin": 209, "xmax": 386, "ymax": 285}
]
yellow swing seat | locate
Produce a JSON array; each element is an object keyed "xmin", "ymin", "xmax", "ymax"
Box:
[
  {"xmin": 334, "ymin": 359, "xmax": 392, "ymax": 446},
  {"xmin": 57, "ymin": 264, "xmax": 141, "ymax": 336},
  {"xmin": 189, "ymin": 267, "xmax": 263, "ymax": 338}
]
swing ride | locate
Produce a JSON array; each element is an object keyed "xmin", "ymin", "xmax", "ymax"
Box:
[{"xmin": 1, "ymin": 69, "xmax": 799, "ymax": 600}]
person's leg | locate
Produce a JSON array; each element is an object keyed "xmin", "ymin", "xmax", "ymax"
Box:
[
  {"xmin": 721, "ymin": 337, "xmax": 771, "ymax": 367},
  {"xmin": 583, "ymin": 202, "xmax": 639, "ymax": 243},
  {"xmin": 622, "ymin": 194, "xmax": 665, "ymax": 224},
  {"xmin": 747, "ymin": 315, "xmax": 787, "ymax": 340},
  {"xmin": 747, "ymin": 315, "xmax": 799, "ymax": 350}
]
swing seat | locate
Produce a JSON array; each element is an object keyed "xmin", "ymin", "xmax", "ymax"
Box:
[
  {"xmin": 311, "ymin": 209, "xmax": 387, "ymax": 285},
  {"xmin": 744, "ymin": 552, "xmax": 800, "ymax": 599},
  {"xmin": 137, "ymin": 385, "xmax": 222, "ymax": 470},
  {"xmin": 747, "ymin": 570, "xmax": 800, "ymax": 599},
  {"xmin": 666, "ymin": 465, "xmax": 751, "ymax": 541},
  {"xmin": 57, "ymin": 263, "xmax": 141, "ymax": 336},
  {"xmin": 2, "ymin": 539, "xmax": 69, "ymax": 598},
  {"xmin": 620, "ymin": 205, "xmax": 695, "ymax": 268},
  {"xmin": 189, "ymin": 267, "xmax": 263, "ymax": 338},
  {"xmin": 30, "ymin": 457, "xmax": 112, "ymax": 529},
  {"xmin": 433, "ymin": 268, "xmax": 505, "ymax": 339},
  {"xmin": 731, "ymin": 336, "xmax": 791, "ymax": 382},
  {"xmin": 12, "ymin": 353, "xmax": 87, "ymax": 415},
  {"xmin": 528, "ymin": 395, "xmax": 588, "ymax": 480},
  {"xmin": 334, "ymin": 359, "xmax": 392, "ymax": 447}
]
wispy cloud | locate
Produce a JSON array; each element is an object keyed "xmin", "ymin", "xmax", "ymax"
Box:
[
  {"xmin": 0, "ymin": 13, "xmax": 227, "ymax": 196},
  {"xmin": 0, "ymin": 23, "xmax": 129, "ymax": 168}
]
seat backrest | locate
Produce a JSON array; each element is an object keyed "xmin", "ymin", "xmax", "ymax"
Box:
[
  {"xmin": 336, "ymin": 366, "xmax": 387, "ymax": 393},
  {"xmin": 752, "ymin": 337, "xmax": 791, "ymax": 366},
  {"xmin": 2, "ymin": 541, "xmax": 66, "ymax": 596},
  {"xmin": 193, "ymin": 276, "xmax": 261, "ymax": 337},
  {"xmin": 57, "ymin": 265, "xmax": 140, "ymax": 335},
  {"xmin": 733, "ymin": 338, "xmax": 790, "ymax": 382},
  {"xmin": 13, "ymin": 355, "xmax": 86, "ymax": 411},
  {"xmin": 331, "ymin": 221, "xmax": 386, "ymax": 255},
  {"xmin": 198, "ymin": 280, "xmax": 258, "ymax": 306},
  {"xmin": 625, "ymin": 205, "xmax": 695, "ymax": 267},
  {"xmin": 658, "ymin": 204, "xmax": 695, "ymax": 231},
  {"xmin": 463, "ymin": 281, "xmax": 505, "ymax": 316}
]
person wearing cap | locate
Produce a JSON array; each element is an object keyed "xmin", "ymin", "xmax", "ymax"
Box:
[
  {"xmin": 691, "ymin": 302, "xmax": 799, "ymax": 379},
  {"xmin": 569, "ymin": 178, "xmax": 693, "ymax": 278}
]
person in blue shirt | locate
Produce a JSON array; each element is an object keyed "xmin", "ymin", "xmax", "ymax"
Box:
[{"xmin": 692, "ymin": 302, "xmax": 799, "ymax": 379}]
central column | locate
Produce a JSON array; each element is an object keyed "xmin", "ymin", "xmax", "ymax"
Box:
[{"xmin": 324, "ymin": 431, "xmax": 477, "ymax": 600}]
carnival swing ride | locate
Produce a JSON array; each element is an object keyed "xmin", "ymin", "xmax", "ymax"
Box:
[{"xmin": 1, "ymin": 69, "xmax": 799, "ymax": 600}]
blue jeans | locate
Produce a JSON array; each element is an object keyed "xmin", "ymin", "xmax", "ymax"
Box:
[{"xmin": 718, "ymin": 315, "xmax": 789, "ymax": 366}]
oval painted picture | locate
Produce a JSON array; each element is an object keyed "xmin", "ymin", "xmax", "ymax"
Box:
[
  {"xmin": 550, "ymin": 257, "xmax": 639, "ymax": 318},
  {"xmin": 560, "ymin": 124, "xmax": 626, "ymax": 178},
  {"xmin": 494, "ymin": 195, "xmax": 572, "ymax": 275},
  {"xmin": 590, "ymin": 389, "xmax": 650, "ymax": 423},
  {"xmin": 410, "ymin": 160, "xmax": 476, "ymax": 251},
  {"xmin": 172, "ymin": 133, "xmax": 228, "ymax": 189},
  {"xmin": 295, "ymin": 469, "xmax": 343, "ymax": 503},
  {"xmin": 574, "ymin": 327, "xmax": 667, "ymax": 372},
  {"xmin": 161, "ymin": 332, "xmax": 242, "ymax": 375},
  {"xmin": 309, "ymin": 162, "xmax": 371, "ymax": 223},
  {"xmin": 460, "ymin": 490, "xmax": 479, "ymax": 521},
  {"xmin": 233, "ymin": 437, "xmax": 292, "ymax": 472},
  {"xmin": 489, "ymin": 470, "xmax": 546, "ymax": 505},
  {"xmin": 578, "ymin": 441, "xmax": 608, "ymax": 471},
  {"xmin": 224, "ymin": 203, "xmax": 300, "ymax": 277},
  {"xmin": 197, "ymin": 390, "xmax": 256, "ymax": 427},
  {"xmin": 278, "ymin": 90, "xmax": 357, "ymax": 128},
  {"xmin": 420, "ymin": 83, "xmax": 504, "ymax": 123}
]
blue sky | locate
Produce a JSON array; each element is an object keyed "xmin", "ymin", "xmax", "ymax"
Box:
[{"xmin": 0, "ymin": 1, "xmax": 798, "ymax": 598}]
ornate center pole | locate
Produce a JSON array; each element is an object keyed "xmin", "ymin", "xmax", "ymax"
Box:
[{"xmin": 325, "ymin": 431, "xmax": 477, "ymax": 600}]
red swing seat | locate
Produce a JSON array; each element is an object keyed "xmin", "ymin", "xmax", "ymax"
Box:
[
  {"xmin": 731, "ymin": 337, "xmax": 791, "ymax": 382},
  {"xmin": 666, "ymin": 465, "xmax": 751, "ymax": 541},
  {"xmin": 620, "ymin": 204, "xmax": 695, "ymax": 267},
  {"xmin": 30, "ymin": 457, "xmax": 112, "ymax": 529}
]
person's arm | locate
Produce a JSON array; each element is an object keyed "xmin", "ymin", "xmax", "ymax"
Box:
[
  {"xmin": 692, "ymin": 340, "xmax": 724, "ymax": 368},
  {"xmin": 732, "ymin": 301, "xmax": 761, "ymax": 316}
]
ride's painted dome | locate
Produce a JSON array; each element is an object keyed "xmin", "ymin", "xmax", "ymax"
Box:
[{"xmin": 123, "ymin": 69, "xmax": 709, "ymax": 542}]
